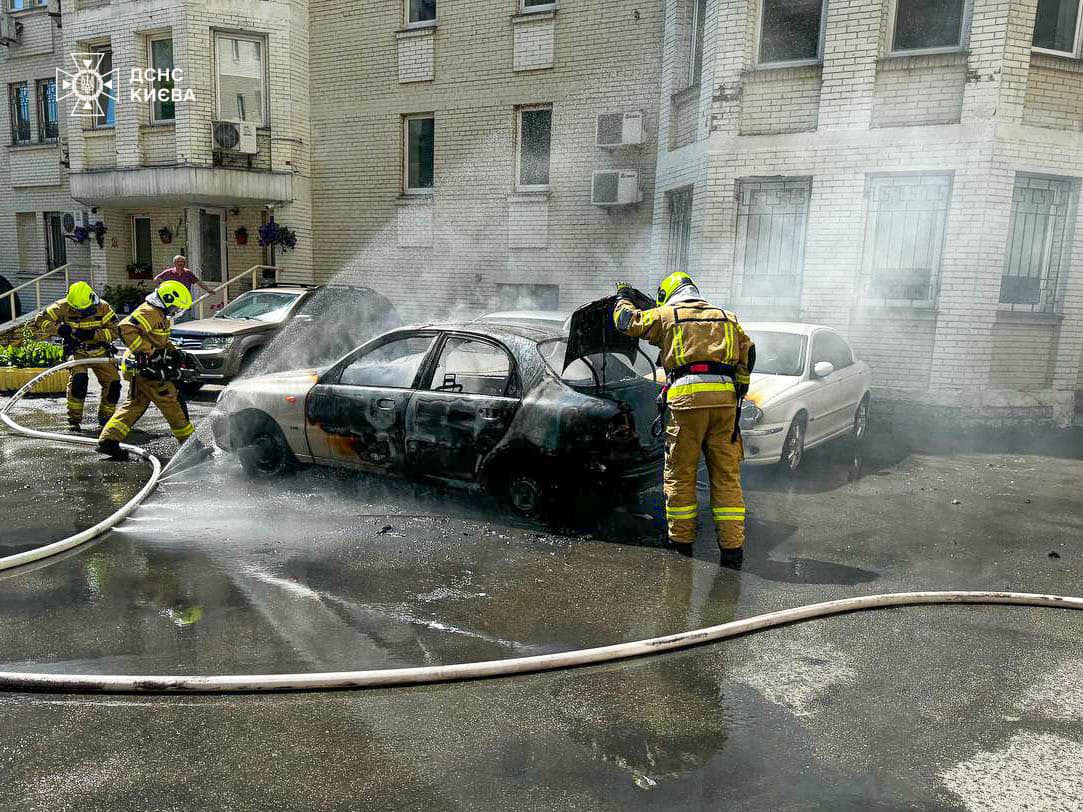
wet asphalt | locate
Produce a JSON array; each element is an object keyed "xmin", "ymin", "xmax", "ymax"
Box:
[{"xmin": 0, "ymin": 383, "xmax": 1080, "ymax": 811}]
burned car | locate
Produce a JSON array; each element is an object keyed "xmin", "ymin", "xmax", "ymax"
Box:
[{"xmin": 212, "ymin": 303, "xmax": 663, "ymax": 515}]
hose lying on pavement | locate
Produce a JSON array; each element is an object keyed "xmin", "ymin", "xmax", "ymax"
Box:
[{"xmin": 2, "ymin": 362, "xmax": 1081, "ymax": 694}]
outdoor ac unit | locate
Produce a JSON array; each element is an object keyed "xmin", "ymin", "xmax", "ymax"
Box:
[
  {"xmin": 0, "ymin": 14, "xmax": 22, "ymax": 46},
  {"xmin": 591, "ymin": 170, "xmax": 641, "ymax": 206},
  {"xmin": 212, "ymin": 120, "xmax": 258, "ymax": 154},
  {"xmin": 60, "ymin": 210, "xmax": 85, "ymax": 235},
  {"xmin": 596, "ymin": 111, "xmax": 644, "ymax": 148}
]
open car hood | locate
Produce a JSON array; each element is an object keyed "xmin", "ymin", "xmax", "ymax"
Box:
[{"xmin": 564, "ymin": 288, "xmax": 654, "ymax": 372}]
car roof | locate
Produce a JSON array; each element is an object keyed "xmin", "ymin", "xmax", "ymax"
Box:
[
  {"xmin": 743, "ymin": 321, "xmax": 835, "ymax": 337},
  {"xmin": 476, "ymin": 310, "xmax": 570, "ymax": 324},
  {"xmin": 397, "ymin": 321, "xmax": 564, "ymax": 341}
]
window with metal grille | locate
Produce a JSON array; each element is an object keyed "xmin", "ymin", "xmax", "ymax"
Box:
[
  {"xmin": 9, "ymin": 83, "xmax": 30, "ymax": 145},
  {"xmin": 666, "ymin": 187, "xmax": 694, "ymax": 278},
  {"xmin": 862, "ymin": 174, "xmax": 952, "ymax": 304},
  {"xmin": 36, "ymin": 79, "xmax": 58, "ymax": 142},
  {"xmin": 999, "ymin": 175, "xmax": 1076, "ymax": 313},
  {"xmin": 735, "ymin": 178, "xmax": 810, "ymax": 299}
]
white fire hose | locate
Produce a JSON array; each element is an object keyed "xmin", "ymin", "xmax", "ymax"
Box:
[{"xmin": 1, "ymin": 359, "xmax": 1080, "ymax": 694}]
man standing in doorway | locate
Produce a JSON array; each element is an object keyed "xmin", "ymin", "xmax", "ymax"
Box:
[{"xmin": 155, "ymin": 255, "xmax": 215, "ymax": 323}]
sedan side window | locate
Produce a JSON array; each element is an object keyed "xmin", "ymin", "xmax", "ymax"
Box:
[
  {"xmin": 430, "ymin": 337, "xmax": 513, "ymax": 397},
  {"xmin": 339, "ymin": 335, "xmax": 435, "ymax": 388},
  {"xmin": 811, "ymin": 331, "xmax": 853, "ymax": 370}
]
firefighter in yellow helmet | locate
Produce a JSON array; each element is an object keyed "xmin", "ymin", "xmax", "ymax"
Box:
[
  {"xmin": 614, "ymin": 272, "xmax": 755, "ymax": 568},
  {"xmin": 23, "ymin": 281, "xmax": 121, "ymax": 431},
  {"xmin": 97, "ymin": 280, "xmax": 205, "ymax": 460}
]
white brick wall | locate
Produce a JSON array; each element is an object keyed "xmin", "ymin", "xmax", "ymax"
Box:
[
  {"xmin": 397, "ymin": 28, "xmax": 435, "ymax": 84},
  {"xmin": 512, "ymin": 13, "xmax": 555, "ymax": 73}
]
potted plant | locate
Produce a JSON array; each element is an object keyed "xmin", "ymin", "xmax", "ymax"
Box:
[
  {"xmin": 0, "ymin": 340, "xmax": 70, "ymax": 395},
  {"xmin": 234, "ymin": 226, "xmax": 249, "ymax": 246},
  {"xmin": 102, "ymin": 283, "xmax": 148, "ymax": 315},
  {"xmin": 68, "ymin": 222, "xmax": 108, "ymax": 249},
  {"xmin": 258, "ymin": 219, "xmax": 298, "ymax": 251},
  {"xmin": 126, "ymin": 262, "xmax": 153, "ymax": 280}
]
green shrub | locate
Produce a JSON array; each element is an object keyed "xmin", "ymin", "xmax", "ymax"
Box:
[
  {"xmin": 0, "ymin": 341, "xmax": 65, "ymax": 369},
  {"xmin": 102, "ymin": 283, "xmax": 148, "ymax": 315}
]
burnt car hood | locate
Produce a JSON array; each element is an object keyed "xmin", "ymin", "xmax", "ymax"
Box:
[
  {"xmin": 564, "ymin": 288, "xmax": 654, "ymax": 371},
  {"xmin": 171, "ymin": 317, "xmax": 275, "ymax": 337}
]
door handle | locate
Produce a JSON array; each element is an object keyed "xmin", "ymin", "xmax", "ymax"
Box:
[
  {"xmin": 376, "ymin": 398, "xmax": 396, "ymax": 410},
  {"xmin": 479, "ymin": 408, "xmax": 502, "ymax": 421}
]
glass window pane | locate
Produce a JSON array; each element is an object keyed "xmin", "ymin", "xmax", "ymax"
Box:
[
  {"xmin": 760, "ymin": 0, "xmax": 823, "ymax": 63},
  {"xmin": 151, "ymin": 38, "xmax": 175, "ymax": 121},
  {"xmin": 893, "ymin": 0, "xmax": 965, "ymax": 51},
  {"xmin": 518, "ymin": 108, "xmax": 551, "ymax": 187},
  {"xmin": 1034, "ymin": 0, "xmax": 1081, "ymax": 52},
  {"xmin": 689, "ymin": 0, "xmax": 708, "ymax": 83},
  {"xmin": 10, "ymin": 84, "xmax": 31, "ymax": 143},
  {"xmin": 430, "ymin": 338, "xmax": 511, "ymax": 396},
  {"xmin": 216, "ymin": 37, "xmax": 264, "ymax": 124},
  {"xmin": 407, "ymin": 116, "xmax": 434, "ymax": 190},
  {"xmin": 409, "ymin": 0, "xmax": 436, "ymax": 23},
  {"xmin": 134, "ymin": 219, "xmax": 153, "ymax": 267},
  {"xmin": 90, "ymin": 48, "xmax": 116, "ymax": 127},
  {"xmin": 340, "ymin": 336, "xmax": 435, "ymax": 388},
  {"xmin": 38, "ymin": 79, "xmax": 58, "ymax": 141},
  {"xmin": 736, "ymin": 178, "xmax": 810, "ymax": 298}
]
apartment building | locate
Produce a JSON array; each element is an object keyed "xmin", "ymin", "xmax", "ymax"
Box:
[
  {"xmin": 0, "ymin": 0, "xmax": 311, "ymax": 312},
  {"xmin": 653, "ymin": 0, "xmax": 1083, "ymax": 425}
]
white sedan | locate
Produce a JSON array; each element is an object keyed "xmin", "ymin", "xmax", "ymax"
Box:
[{"xmin": 739, "ymin": 322, "xmax": 871, "ymax": 474}]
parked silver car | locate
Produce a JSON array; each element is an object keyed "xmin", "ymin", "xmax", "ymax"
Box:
[{"xmin": 739, "ymin": 322, "xmax": 871, "ymax": 474}]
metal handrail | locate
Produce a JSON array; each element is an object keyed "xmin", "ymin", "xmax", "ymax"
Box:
[
  {"xmin": 190, "ymin": 265, "xmax": 280, "ymax": 320},
  {"xmin": 0, "ymin": 265, "xmax": 71, "ymax": 329}
]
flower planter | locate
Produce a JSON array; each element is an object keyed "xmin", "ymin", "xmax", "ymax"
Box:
[{"xmin": 0, "ymin": 367, "xmax": 71, "ymax": 395}]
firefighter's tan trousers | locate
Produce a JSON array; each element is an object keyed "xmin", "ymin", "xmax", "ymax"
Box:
[
  {"xmin": 67, "ymin": 355, "xmax": 121, "ymax": 424},
  {"xmin": 99, "ymin": 376, "xmax": 194, "ymax": 443},
  {"xmin": 663, "ymin": 405, "xmax": 745, "ymax": 550}
]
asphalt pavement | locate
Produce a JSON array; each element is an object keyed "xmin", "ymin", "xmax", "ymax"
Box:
[{"xmin": 0, "ymin": 382, "xmax": 1080, "ymax": 811}]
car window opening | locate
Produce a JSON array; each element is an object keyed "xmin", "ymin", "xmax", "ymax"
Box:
[
  {"xmin": 216, "ymin": 291, "xmax": 300, "ymax": 323},
  {"xmin": 745, "ymin": 331, "xmax": 807, "ymax": 376}
]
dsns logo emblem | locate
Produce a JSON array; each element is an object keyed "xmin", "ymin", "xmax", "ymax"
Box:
[{"xmin": 57, "ymin": 52, "xmax": 118, "ymax": 119}]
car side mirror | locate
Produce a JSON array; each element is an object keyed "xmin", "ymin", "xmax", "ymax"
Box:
[{"xmin": 813, "ymin": 361, "xmax": 835, "ymax": 378}]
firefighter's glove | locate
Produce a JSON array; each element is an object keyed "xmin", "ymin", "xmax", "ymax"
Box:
[
  {"xmin": 56, "ymin": 323, "xmax": 73, "ymax": 339},
  {"xmin": 73, "ymin": 328, "xmax": 96, "ymax": 342},
  {"xmin": 615, "ymin": 281, "xmax": 633, "ymax": 298}
]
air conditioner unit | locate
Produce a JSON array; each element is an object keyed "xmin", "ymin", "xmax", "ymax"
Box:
[
  {"xmin": 60, "ymin": 210, "xmax": 85, "ymax": 235},
  {"xmin": 596, "ymin": 111, "xmax": 644, "ymax": 148},
  {"xmin": 591, "ymin": 170, "xmax": 641, "ymax": 206},
  {"xmin": 212, "ymin": 120, "xmax": 258, "ymax": 155},
  {"xmin": 0, "ymin": 14, "xmax": 22, "ymax": 47}
]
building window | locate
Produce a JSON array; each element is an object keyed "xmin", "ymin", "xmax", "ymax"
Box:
[
  {"xmin": 520, "ymin": 0, "xmax": 556, "ymax": 12},
  {"xmin": 89, "ymin": 44, "xmax": 116, "ymax": 128},
  {"xmin": 666, "ymin": 187, "xmax": 694, "ymax": 277},
  {"xmin": 862, "ymin": 174, "xmax": 953, "ymax": 303},
  {"xmin": 133, "ymin": 216, "xmax": 153, "ymax": 269},
  {"xmin": 9, "ymin": 82, "xmax": 31, "ymax": 145},
  {"xmin": 1000, "ymin": 175, "xmax": 1075, "ymax": 313},
  {"xmin": 891, "ymin": 0, "xmax": 967, "ymax": 53},
  {"xmin": 516, "ymin": 105, "xmax": 551, "ymax": 190},
  {"xmin": 148, "ymin": 35, "xmax": 175, "ymax": 123},
  {"xmin": 36, "ymin": 79, "xmax": 58, "ymax": 142},
  {"xmin": 406, "ymin": 0, "xmax": 436, "ymax": 26},
  {"xmin": 404, "ymin": 113, "xmax": 434, "ymax": 194},
  {"xmin": 10, "ymin": 1, "xmax": 48, "ymax": 10},
  {"xmin": 1033, "ymin": 0, "xmax": 1083, "ymax": 55},
  {"xmin": 688, "ymin": 0, "xmax": 708, "ymax": 85},
  {"xmin": 495, "ymin": 283, "xmax": 559, "ymax": 310},
  {"xmin": 215, "ymin": 33, "xmax": 266, "ymax": 125},
  {"xmin": 735, "ymin": 178, "xmax": 811, "ymax": 299},
  {"xmin": 44, "ymin": 212, "xmax": 67, "ymax": 270},
  {"xmin": 758, "ymin": 0, "xmax": 825, "ymax": 65}
]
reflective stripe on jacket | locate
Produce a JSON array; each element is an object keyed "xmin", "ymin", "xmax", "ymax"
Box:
[
  {"xmin": 118, "ymin": 301, "xmax": 175, "ymax": 373},
  {"xmin": 32, "ymin": 299, "xmax": 119, "ymax": 355}
]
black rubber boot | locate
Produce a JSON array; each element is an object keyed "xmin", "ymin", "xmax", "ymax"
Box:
[
  {"xmin": 67, "ymin": 419, "xmax": 82, "ymax": 433},
  {"xmin": 719, "ymin": 547, "xmax": 744, "ymax": 570},
  {"xmin": 666, "ymin": 539, "xmax": 695, "ymax": 558},
  {"xmin": 96, "ymin": 439, "xmax": 130, "ymax": 461}
]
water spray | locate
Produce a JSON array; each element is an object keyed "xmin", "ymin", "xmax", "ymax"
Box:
[{"xmin": 1, "ymin": 360, "xmax": 1080, "ymax": 694}]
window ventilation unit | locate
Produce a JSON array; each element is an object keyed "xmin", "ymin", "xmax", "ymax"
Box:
[
  {"xmin": 596, "ymin": 111, "xmax": 644, "ymax": 148},
  {"xmin": 591, "ymin": 170, "xmax": 641, "ymax": 206},
  {"xmin": 60, "ymin": 211, "xmax": 85, "ymax": 236},
  {"xmin": 0, "ymin": 14, "xmax": 22, "ymax": 47},
  {"xmin": 212, "ymin": 120, "xmax": 258, "ymax": 154}
]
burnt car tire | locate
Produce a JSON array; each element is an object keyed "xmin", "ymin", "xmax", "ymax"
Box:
[
  {"xmin": 504, "ymin": 471, "xmax": 553, "ymax": 519},
  {"xmin": 237, "ymin": 431, "xmax": 294, "ymax": 478},
  {"xmin": 779, "ymin": 416, "xmax": 806, "ymax": 477}
]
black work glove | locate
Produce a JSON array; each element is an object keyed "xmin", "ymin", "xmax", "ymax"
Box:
[
  {"xmin": 73, "ymin": 328, "xmax": 96, "ymax": 342},
  {"xmin": 56, "ymin": 323, "xmax": 73, "ymax": 339},
  {"xmin": 615, "ymin": 281, "xmax": 633, "ymax": 298}
]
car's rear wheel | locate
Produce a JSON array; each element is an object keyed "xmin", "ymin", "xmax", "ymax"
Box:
[
  {"xmin": 237, "ymin": 430, "xmax": 292, "ymax": 478},
  {"xmin": 853, "ymin": 395, "xmax": 870, "ymax": 441},
  {"xmin": 504, "ymin": 471, "xmax": 551, "ymax": 519},
  {"xmin": 780, "ymin": 416, "xmax": 806, "ymax": 476}
]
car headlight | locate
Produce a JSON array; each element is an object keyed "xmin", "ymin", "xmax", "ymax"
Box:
[
  {"xmin": 201, "ymin": 336, "xmax": 234, "ymax": 350},
  {"xmin": 739, "ymin": 402, "xmax": 763, "ymax": 430}
]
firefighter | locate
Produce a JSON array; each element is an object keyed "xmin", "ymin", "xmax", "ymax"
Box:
[
  {"xmin": 96, "ymin": 280, "xmax": 205, "ymax": 461},
  {"xmin": 614, "ymin": 273, "xmax": 755, "ymax": 569},
  {"xmin": 24, "ymin": 281, "xmax": 121, "ymax": 431}
]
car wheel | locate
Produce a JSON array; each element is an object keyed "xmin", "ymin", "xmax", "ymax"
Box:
[
  {"xmin": 237, "ymin": 431, "xmax": 291, "ymax": 478},
  {"xmin": 780, "ymin": 416, "xmax": 805, "ymax": 476},
  {"xmin": 852, "ymin": 395, "xmax": 870, "ymax": 441},
  {"xmin": 505, "ymin": 472, "xmax": 550, "ymax": 519}
]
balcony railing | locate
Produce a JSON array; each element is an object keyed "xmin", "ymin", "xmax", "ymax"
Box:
[{"xmin": 0, "ymin": 265, "xmax": 71, "ymax": 331}]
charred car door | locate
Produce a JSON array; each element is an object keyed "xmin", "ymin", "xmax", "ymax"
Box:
[
  {"xmin": 404, "ymin": 333, "xmax": 521, "ymax": 482},
  {"xmin": 305, "ymin": 333, "xmax": 438, "ymax": 473}
]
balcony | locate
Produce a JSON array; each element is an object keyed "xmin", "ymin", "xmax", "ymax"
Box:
[{"xmin": 69, "ymin": 163, "xmax": 294, "ymax": 208}]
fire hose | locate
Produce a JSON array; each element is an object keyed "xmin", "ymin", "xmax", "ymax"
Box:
[{"xmin": 0, "ymin": 359, "xmax": 1080, "ymax": 694}]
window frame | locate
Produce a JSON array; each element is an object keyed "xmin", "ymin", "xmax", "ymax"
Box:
[
  {"xmin": 515, "ymin": 104, "xmax": 553, "ymax": 192},
  {"xmin": 421, "ymin": 332, "xmax": 520, "ymax": 399},
  {"xmin": 519, "ymin": 0, "xmax": 558, "ymax": 13},
  {"xmin": 9, "ymin": 81, "xmax": 32, "ymax": 146},
  {"xmin": 9, "ymin": 0, "xmax": 48, "ymax": 11},
  {"xmin": 887, "ymin": 0, "xmax": 970, "ymax": 56},
  {"xmin": 402, "ymin": 112, "xmax": 435, "ymax": 196},
  {"xmin": 734, "ymin": 176, "xmax": 812, "ymax": 302},
  {"xmin": 810, "ymin": 329, "xmax": 853, "ymax": 372},
  {"xmin": 404, "ymin": 0, "xmax": 438, "ymax": 29},
  {"xmin": 1032, "ymin": 0, "xmax": 1083, "ymax": 57},
  {"xmin": 147, "ymin": 33, "xmax": 176, "ymax": 125},
  {"xmin": 85, "ymin": 42, "xmax": 116, "ymax": 130},
  {"xmin": 755, "ymin": 0, "xmax": 828, "ymax": 68},
  {"xmin": 213, "ymin": 30, "xmax": 269, "ymax": 127},
  {"xmin": 331, "ymin": 331, "xmax": 440, "ymax": 389},
  {"xmin": 132, "ymin": 215, "xmax": 153, "ymax": 267},
  {"xmin": 35, "ymin": 78, "xmax": 58, "ymax": 143}
]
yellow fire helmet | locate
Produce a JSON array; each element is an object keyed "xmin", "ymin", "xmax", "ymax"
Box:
[
  {"xmin": 157, "ymin": 280, "xmax": 193, "ymax": 311},
  {"xmin": 656, "ymin": 271, "xmax": 695, "ymax": 306},
  {"xmin": 66, "ymin": 281, "xmax": 99, "ymax": 311}
]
